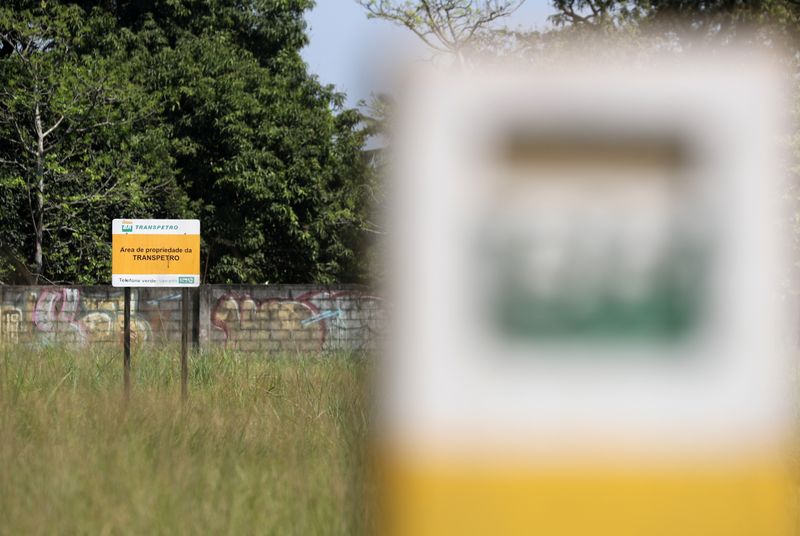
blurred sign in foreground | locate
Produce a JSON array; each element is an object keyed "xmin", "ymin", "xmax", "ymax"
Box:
[
  {"xmin": 112, "ymin": 219, "xmax": 200, "ymax": 287},
  {"xmin": 382, "ymin": 47, "xmax": 796, "ymax": 535}
]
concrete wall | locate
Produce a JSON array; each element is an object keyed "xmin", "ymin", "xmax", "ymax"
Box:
[{"xmin": 0, "ymin": 285, "xmax": 382, "ymax": 352}]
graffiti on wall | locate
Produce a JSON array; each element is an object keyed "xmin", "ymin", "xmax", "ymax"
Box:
[
  {"xmin": 211, "ymin": 290, "xmax": 383, "ymax": 351},
  {"xmin": 35, "ymin": 287, "xmax": 153, "ymax": 345},
  {"xmin": 297, "ymin": 291, "xmax": 384, "ymax": 349},
  {"xmin": 0, "ymin": 306, "xmax": 22, "ymax": 344},
  {"xmin": 0, "ymin": 286, "xmax": 382, "ymax": 351},
  {"xmin": 0, "ymin": 288, "xmax": 152, "ymax": 346}
]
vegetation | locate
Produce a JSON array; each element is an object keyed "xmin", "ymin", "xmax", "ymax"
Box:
[
  {"xmin": 356, "ymin": 0, "xmax": 526, "ymax": 63},
  {"xmin": 3, "ymin": 0, "xmax": 800, "ymax": 286},
  {"xmin": 0, "ymin": 1, "xmax": 373, "ymax": 285},
  {"xmin": 0, "ymin": 345, "xmax": 374, "ymax": 534},
  {"xmin": 358, "ymin": 1, "xmax": 800, "ymax": 261}
]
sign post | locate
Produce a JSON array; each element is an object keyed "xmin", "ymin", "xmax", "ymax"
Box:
[
  {"xmin": 112, "ymin": 219, "xmax": 200, "ymax": 400},
  {"xmin": 181, "ymin": 287, "xmax": 189, "ymax": 400},
  {"xmin": 123, "ymin": 287, "xmax": 131, "ymax": 400}
]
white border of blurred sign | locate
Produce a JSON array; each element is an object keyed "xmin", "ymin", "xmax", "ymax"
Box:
[{"xmin": 386, "ymin": 52, "xmax": 793, "ymax": 459}]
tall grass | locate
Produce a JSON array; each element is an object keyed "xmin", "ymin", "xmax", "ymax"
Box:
[{"xmin": 0, "ymin": 345, "xmax": 373, "ymax": 535}]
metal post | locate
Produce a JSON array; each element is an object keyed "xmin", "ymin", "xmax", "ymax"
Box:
[
  {"xmin": 123, "ymin": 287, "xmax": 131, "ymax": 400},
  {"xmin": 192, "ymin": 286, "xmax": 200, "ymax": 352},
  {"xmin": 181, "ymin": 287, "xmax": 189, "ymax": 401}
]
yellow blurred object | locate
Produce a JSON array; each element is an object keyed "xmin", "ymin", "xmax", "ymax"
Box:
[{"xmin": 381, "ymin": 453, "xmax": 794, "ymax": 536}]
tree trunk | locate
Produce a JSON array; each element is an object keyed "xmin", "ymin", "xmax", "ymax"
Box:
[{"xmin": 34, "ymin": 103, "xmax": 44, "ymax": 282}]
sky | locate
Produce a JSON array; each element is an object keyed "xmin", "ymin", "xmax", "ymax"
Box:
[{"xmin": 301, "ymin": 1, "xmax": 555, "ymax": 107}]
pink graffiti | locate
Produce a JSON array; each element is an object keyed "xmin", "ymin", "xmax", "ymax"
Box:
[
  {"xmin": 33, "ymin": 288, "xmax": 86, "ymax": 341},
  {"xmin": 30, "ymin": 287, "xmax": 152, "ymax": 345}
]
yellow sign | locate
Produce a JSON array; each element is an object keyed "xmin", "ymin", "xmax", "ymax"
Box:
[{"xmin": 112, "ymin": 219, "xmax": 200, "ymax": 287}]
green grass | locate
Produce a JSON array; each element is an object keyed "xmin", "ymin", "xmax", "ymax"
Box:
[{"xmin": 0, "ymin": 345, "xmax": 374, "ymax": 535}]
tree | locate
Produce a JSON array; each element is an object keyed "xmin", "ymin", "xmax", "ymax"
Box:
[
  {"xmin": 0, "ymin": 0, "xmax": 372, "ymax": 285},
  {"xmin": 549, "ymin": 0, "xmax": 800, "ymax": 42},
  {"xmin": 0, "ymin": 2, "xmax": 180, "ymax": 283},
  {"xmin": 549, "ymin": 0, "xmax": 642, "ymax": 27},
  {"xmin": 357, "ymin": 0, "xmax": 526, "ymax": 63},
  {"xmin": 112, "ymin": 0, "xmax": 372, "ymax": 283}
]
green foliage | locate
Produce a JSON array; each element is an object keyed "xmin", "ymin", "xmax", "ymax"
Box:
[
  {"xmin": 0, "ymin": 2, "xmax": 183, "ymax": 283},
  {"xmin": 547, "ymin": 0, "xmax": 800, "ymax": 41},
  {"xmin": 0, "ymin": 0, "xmax": 372, "ymax": 284}
]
